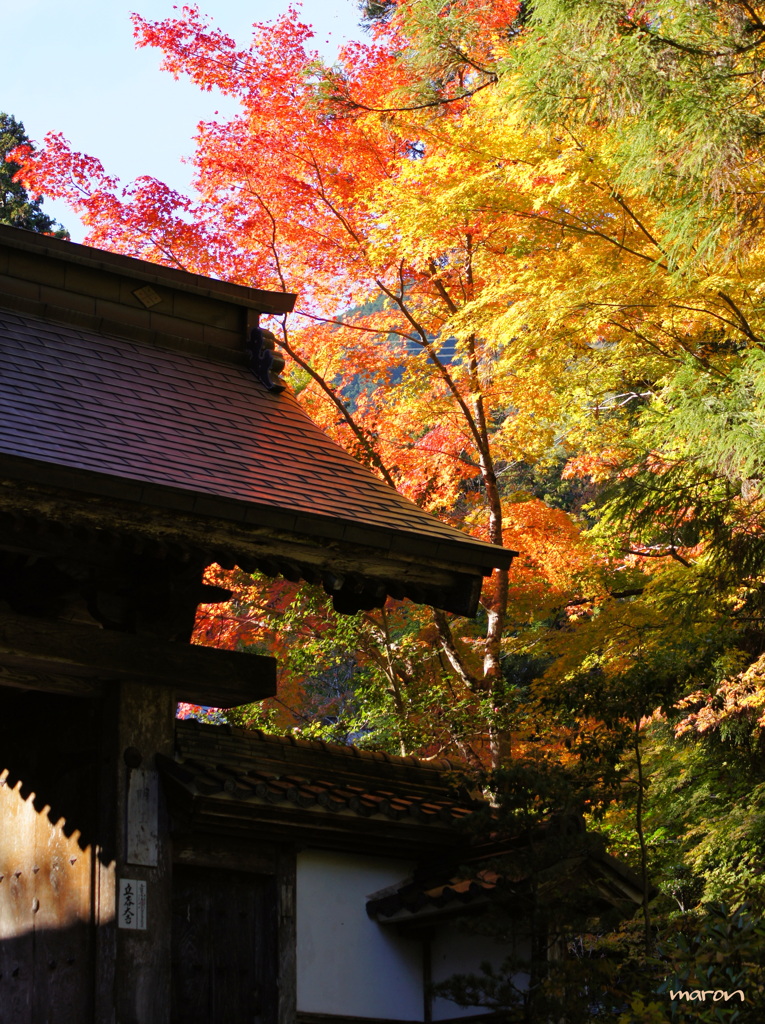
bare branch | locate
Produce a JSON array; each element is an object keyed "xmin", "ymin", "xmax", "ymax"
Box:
[
  {"xmin": 717, "ymin": 290, "xmax": 765, "ymax": 347},
  {"xmin": 627, "ymin": 547, "xmax": 693, "ymax": 568},
  {"xmin": 274, "ymin": 316, "xmax": 397, "ymax": 489},
  {"xmin": 433, "ymin": 610, "xmax": 481, "ymax": 691},
  {"xmin": 333, "ymin": 77, "xmax": 496, "ymax": 115}
]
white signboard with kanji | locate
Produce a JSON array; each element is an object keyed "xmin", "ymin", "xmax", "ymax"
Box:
[{"xmin": 118, "ymin": 878, "xmax": 148, "ymax": 930}]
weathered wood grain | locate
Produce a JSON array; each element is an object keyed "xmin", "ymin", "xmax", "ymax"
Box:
[
  {"xmin": 126, "ymin": 769, "xmax": 159, "ymax": 867},
  {"xmin": 0, "ymin": 609, "xmax": 276, "ymax": 707},
  {"xmin": 0, "ymin": 664, "xmax": 101, "ymax": 697},
  {"xmin": 0, "ymin": 694, "xmax": 100, "ymax": 1024},
  {"xmin": 172, "ymin": 834, "xmax": 278, "ymax": 875}
]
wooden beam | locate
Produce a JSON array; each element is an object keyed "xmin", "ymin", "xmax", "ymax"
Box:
[
  {"xmin": 173, "ymin": 834, "xmax": 278, "ymax": 875},
  {"xmin": 0, "ymin": 611, "xmax": 276, "ymax": 708},
  {"xmin": 165, "ymin": 793, "xmax": 461, "ymax": 858},
  {"xmin": 295, "ymin": 1014, "xmax": 422, "ymax": 1024},
  {"xmin": 0, "ymin": 664, "xmax": 101, "ymax": 697},
  {"xmin": 295, "ymin": 1014, "xmax": 502, "ymax": 1024},
  {"xmin": 0, "ymin": 465, "xmax": 511, "ymax": 587}
]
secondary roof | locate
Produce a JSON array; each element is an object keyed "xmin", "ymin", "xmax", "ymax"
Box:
[{"xmin": 161, "ymin": 718, "xmax": 479, "ymax": 856}]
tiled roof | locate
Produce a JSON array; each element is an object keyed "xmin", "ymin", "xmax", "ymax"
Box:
[
  {"xmin": 366, "ymin": 869, "xmax": 499, "ymax": 923},
  {"xmin": 0, "ymin": 307, "xmax": 512, "ymax": 609},
  {"xmin": 159, "ymin": 720, "xmax": 481, "ymax": 853},
  {"xmin": 366, "ymin": 819, "xmax": 647, "ymax": 926},
  {"xmin": 0, "ymin": 308, "xmax": 474, "ymax": 544}
]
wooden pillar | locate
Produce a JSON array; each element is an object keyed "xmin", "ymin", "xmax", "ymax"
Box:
[
  {"xmin": 276, "ymin": 846, "xmax": 297, "ymax": 1024},
  {"xmin": 114, "ymin": 681, "xmax": 176, "ymax": 1024}
]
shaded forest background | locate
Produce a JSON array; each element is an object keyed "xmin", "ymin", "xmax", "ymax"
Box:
[{"xmin": 8, "ymin": 0, "xmax": 765, "ymax": 1018}]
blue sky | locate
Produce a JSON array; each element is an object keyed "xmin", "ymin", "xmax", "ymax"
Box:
[{"xmin": 2, "ymin": 1, "xmax": 363, "ymax": 241}]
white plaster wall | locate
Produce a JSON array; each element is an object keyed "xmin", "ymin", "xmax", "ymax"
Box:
[
  {"xmin": 431, "ymin": 921, "xmax": 529, "ymax": 1021},
  {"xmin": 296, "ymin": 849, "xmax": 423, "ymax": 1020}
]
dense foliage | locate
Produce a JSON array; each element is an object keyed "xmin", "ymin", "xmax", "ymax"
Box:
[
  {"xmin": 13, "ymin": 0, "xmax": 765, "ymax": 1015},
  {"xmin": 0, "ymin": 113, "xmax": 67, "ymax": 236}
]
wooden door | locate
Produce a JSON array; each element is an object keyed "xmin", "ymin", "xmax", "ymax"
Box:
[
  {"xmin": 0, "ymin": 692, "xmax": 105, "ymax": 1024},
  {"xmin": 171, "ymin": 865, "xmax": 278, "ymax": 1024}
]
